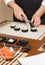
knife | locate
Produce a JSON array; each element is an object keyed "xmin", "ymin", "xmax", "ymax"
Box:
[{"xmin": 21, "ymin": 15, "xmax": 34, "ymax": 28}]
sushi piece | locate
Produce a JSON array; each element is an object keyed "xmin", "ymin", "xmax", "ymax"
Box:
[
  {"xmin": 10, "ymin": 25, "xmax": 16, "ymax": 28},
  {"xmin": 14, "ymin": 26, "xmax": 20, "ymax": 31},
  {"xmin": 21, "ymin": 27, "xmax": 28, "ymax": 32},
  {"xmin": 30, "ymin": 27, "xmax": 37, "ymax": 32},
  {"xmin": 22, "ymin": 29, "xmax": 28, "ymax": 32}
]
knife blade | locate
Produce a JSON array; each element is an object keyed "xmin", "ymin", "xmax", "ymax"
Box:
[{"xmin": 21, "ymin": 15, "xmax": 34, "ymax": 28}]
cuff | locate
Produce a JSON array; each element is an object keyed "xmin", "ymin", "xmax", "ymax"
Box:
[
  {"xmin": 41, "ymin": 0, "xmax": 45, "ymax": 6},
  {"xmin": 4, "ymin": 0, "xmax": 14, "ymax": 5}
]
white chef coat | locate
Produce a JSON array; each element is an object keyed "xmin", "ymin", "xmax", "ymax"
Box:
[{"xmin": 4, "ymin": 0, "xmax": 45, "ymax": 6}]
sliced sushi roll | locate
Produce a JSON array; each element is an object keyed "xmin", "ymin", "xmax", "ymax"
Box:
[
  {"xmin": 21, "ymin": 27, "xmax": 28, "ymax": 32},
  {"xmin": 14, "ymin": 26, "xmax": 20, "ymax": 31},
  {"xmin": 10, "ymin": 25, "xmax": 16, "ymax": 28},
  {"xmin": 30, "ymin": 27, "xmax": 37, "ymax": 32}
]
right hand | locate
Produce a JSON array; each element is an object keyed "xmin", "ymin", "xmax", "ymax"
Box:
[
  {"xmin": 31, "ymin": 13, "xmax": 41, "ymax": 27},
  {"xmin": 13, "ymin": 3, "xmax": 27, "ymax": 21}
]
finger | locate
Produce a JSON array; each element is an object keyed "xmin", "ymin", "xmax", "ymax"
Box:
[
  {"xmin": 34, "ymin": 20, "xmax": 39, "ymax": 27},
  {"xmin": 14, "ymin": 11, "xmax": 20, "ymax": 20},
  {"xmin": 36, "ymin": 19, "xmax": 41, "ymax": 26},
  {"xmin": 18, "ymin": 12, "xmax": 22, "ymax": 20},
  {"xmin": 34, "ymin": 18, "xmax": 41, "ymax": 27},
  {"xmin": 21, "ymin": 11, "xmax": 27, "ymax": 21},
  {"xmin": 34, "ymin": 18, "xmax": 37, "ymax": 26},
  {"xmin": 34, "ymin": 17, "xmax": 40, "ymax": 27},
  {"xmin": 31, "ymin": 17, "xmax": 34, "ymax": 23},
  {"xmin": 23, "ymin": 13, "xmax": 27, "ymax": 19},
  {"xmin": 15, "ymin": 13, "xmax": 20, "ymax": 20},
  {"xmin": 15, "ymin": 11, "xmax": 25, "ymax": 21}
]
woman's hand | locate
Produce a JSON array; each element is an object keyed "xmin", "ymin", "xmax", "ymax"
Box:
[
  {"xmin": 13, "ymin": 3, "xmax": 27, "ymax": 21},
  {"xmin": 31, "ymin": 5, "xmax": 45, "ymax": 27},
  {"xmin": 8, "ymin": 1, "xmax": 27, "ymax": 21},
  {"xmin": 31, "ymin": 14, "xmax": 41, "ymax": 27}
]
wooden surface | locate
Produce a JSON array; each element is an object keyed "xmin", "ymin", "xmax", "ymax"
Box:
[
  {"xmin": 0, "ymin": 34, "xmax": 45, "ymax": 56},
  {"xmin": 0, "ymin": 21, "xmax": 45, "ymax": 65},
  {"xmin": 28, "ymin": 37, "xmax": 45, "ymax": 56},
  {"xmin": 0, "ymin": 33, "xmax": 45, "ymax": 65}
]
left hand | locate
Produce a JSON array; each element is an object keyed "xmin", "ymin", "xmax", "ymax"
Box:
[{"xmin": 31, "ymin": 14, "xmax": 41, "ymax": 27}]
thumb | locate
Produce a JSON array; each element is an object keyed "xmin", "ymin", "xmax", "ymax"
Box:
[
  {"xmin": 31, "ymin": 17, "xmax": 34, "ymax": 23},
  {"xmin": 21, "ymin": 12, "xmax": 27, "ymax": 20}
]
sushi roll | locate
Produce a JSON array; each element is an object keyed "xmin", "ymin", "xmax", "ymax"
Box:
[
  {"xmin": 14, "ymin": 26, "xmax": 20, "ymax": 31},
  {"xmin": 30, "ymin": 27, "xmax": 37, "ymax": 32},
  {"xmin": 10, "ymin": 25, "xmax": 16, "ymax": 28},
  {"xmin": 21, "ymin": 27, "xmax": 28, "ymax": 32}
]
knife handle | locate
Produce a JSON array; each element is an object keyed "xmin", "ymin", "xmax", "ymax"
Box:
[{"xmin": 21, "ymin": 15, "xmax": 25, "ymax": 21}]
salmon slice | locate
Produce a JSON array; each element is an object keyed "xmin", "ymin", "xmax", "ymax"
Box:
[{"xmin": 0, "ymin": 47, "xmax": 13, "ymax": 60}]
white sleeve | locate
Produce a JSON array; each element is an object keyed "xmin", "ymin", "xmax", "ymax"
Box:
[
  {"xmin": 41, "ymin": 0, "xmax": 45, "ymax": 6},
  {"xmin": 4, "ymin": 0, "xmax": 14, "ymax": 5}
]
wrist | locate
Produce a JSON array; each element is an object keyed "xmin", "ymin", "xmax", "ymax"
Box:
[
  {"xmin": 33, "ymin": 12, "xmax": 41, "ymax": 19},
  {"xmin": 34, "ymin": 6, "xmax": 45, "ymax": 17},
  {"xmin": 34, "ymin": 12, "xmax": 41, "ymax": 18},
  {"xmin": 8, "ymin": 1, "xmax": 18, "ymax": 10}
]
